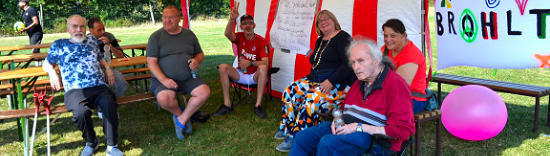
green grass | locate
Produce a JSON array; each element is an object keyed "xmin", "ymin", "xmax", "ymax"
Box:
[{"xmin": 1, "ymin": 14, "xmax": 550, "ymax": 155}]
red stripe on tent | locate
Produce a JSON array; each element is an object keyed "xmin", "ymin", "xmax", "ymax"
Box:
[
  {"xmin": 230, "ymin": 0, "xmax": 236, "ymax": 32},
  {"xmin": 180, "ymin": 0, "xmax": 190, "ymax": 29},
  {"xmin": 352, "ymin": 0, "xmax": 377, "ymax": 41},
  {"xmin": 266, "ymin": 0, "xmax": 281, "ymax": 98},
  {"xmin": 293, "ymin": 0, "xmax": 324, "ymax": 82},
  {"xmin": 246, "ymin": 0, "xmax": 256, "ymax": 17}
]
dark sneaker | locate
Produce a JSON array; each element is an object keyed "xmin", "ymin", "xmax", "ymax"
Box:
[
  {"xmin": 191, "ymin": 111, "xmax": 210, "ymax": 123},
  {"xmin": 184, "ymin": 119, "xmax": 192, "ymax": 134},
  {"xmin": 276, "ymin": 136, "xmax": 293, "ymax": 152},
  {"xmin": 254, "ymin": 106, "xmax": 267, "ymax": 118},
  {"xmin": 274, "ymin": 130, "xmax": 285, "ymax": 140},
  {"xmin": 212, "ymin": 105, "xmax": 233, "ymax": 116}
]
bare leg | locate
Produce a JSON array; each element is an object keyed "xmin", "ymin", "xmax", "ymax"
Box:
[
  {"xmin": 253, "ymin": 64, "xmax": 268, "ymax": 107},
  {"xmin": 177, "ymin": 84, "xmax": 210, "ymax": 124},
  {"xmin": 218, "ymin": 64, "xmax": 240, "ymax": 107}
]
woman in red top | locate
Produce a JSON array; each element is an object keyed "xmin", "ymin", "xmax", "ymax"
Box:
[{"xmin": 381, "ymin": 19, "xmax": 427, "ymax": 114}]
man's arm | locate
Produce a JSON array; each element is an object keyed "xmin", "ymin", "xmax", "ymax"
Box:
[
  {"xmin": 224, "ymin": 3, "xmax": 240, "ymax": 42},
  {"xmin": 20, "ymin": 16, "xmax": 40, "ymax": 33},
  {"xmin": 108, "ymin": 42, "xmax": 125, "ymax": 58},
  {"xmin": 188, "ymin": 53, "xmax": 204, "ymax": 70},
  {"xmin": 42, "ymin": 58, "xmax": 61, "ymax": 90},
  {"xmin": 100, "ymin": 59, "xmax": 115, "ymax": 85}
]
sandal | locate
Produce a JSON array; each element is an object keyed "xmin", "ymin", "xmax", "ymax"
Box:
[{"xmin": 173, "ymin": 107, "xmax": 187, "ymax": 139}]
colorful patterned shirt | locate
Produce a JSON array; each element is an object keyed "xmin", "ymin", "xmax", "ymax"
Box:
[{"xmin": 47, "ymin": 37, "xmax": 107, "ymax": 92}]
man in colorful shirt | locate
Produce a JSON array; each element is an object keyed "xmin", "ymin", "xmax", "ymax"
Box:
[
  {"xmin": 42, "ymin": 15, "xmax": 123, "ymax": 156},
  {"xmin": 212, "ymin": 2, "xmax": 269, "ymax": 118}
]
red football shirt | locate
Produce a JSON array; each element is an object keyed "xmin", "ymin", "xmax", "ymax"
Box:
[{"xmin": 234, "ymin": 32, "xmax": 268, "ymax": 74}]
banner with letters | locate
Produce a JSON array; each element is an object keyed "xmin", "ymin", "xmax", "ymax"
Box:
[{"xmin": 435, "ymin": 0, "xmax": 550, "ymax": 70}]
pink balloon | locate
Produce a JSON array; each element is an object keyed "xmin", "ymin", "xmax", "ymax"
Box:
[{"xmin": 441, "ymin": 85, "xmax": 507, "ymax": 141}]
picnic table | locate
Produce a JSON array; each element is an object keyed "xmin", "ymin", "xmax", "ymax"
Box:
[
  {"xmin": 0, "ymin": 43, "xmax": 52, "ymax": 56},
  {"xmin": 0, "ymin": 56, "xmax": 147, "ymax": 142}
]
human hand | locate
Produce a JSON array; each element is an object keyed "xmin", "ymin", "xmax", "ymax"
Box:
[
  {"xmin": 238, "ymin": 57, "xmax": 251, "ymax": 69},
  {"xmin": 188, "ymin": 58, "xmax": 199, "ymax": 70},
  {"xmin": 98, "ymin": 36, "xmax": 110, "ymax": 44},
  {"xmin": 331, "ymin": 121, "xmax": 337, "ymax": 134},
  {"xmin": 320, "ymin": 80, "xmax": 334, "ymax": 94},
  {"xmin": 335, "ymin": 123, "xmax": 358, "ymax": 135},
  {"xmin": 48, "ymin": 74, "xmax": 62, "ymax": 91},
  {"xmin": 105, "ymin": 68, "xmax": 115, "ymax": 85},
  {"xmin": 230, "ymin": 2, "xmax": 240, "ymax": 21},
  {"xmin": 161, "ymin": 78, "xmax": 178, "ymax": 89}
]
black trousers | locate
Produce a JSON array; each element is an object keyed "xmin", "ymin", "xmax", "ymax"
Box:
[
  {"xmin": 28, "ymin": 32, "xmax": 42, "ymax": 53},
  {"xmin": 64, "ymin": 86, "xmax": 118, "ymax": 146}
]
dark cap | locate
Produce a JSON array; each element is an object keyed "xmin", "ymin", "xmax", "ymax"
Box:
[
  {"xmin": 19, "ymin": 0, "xmax": 29, "ymax": 2},
  {"xmin": 240, "ymin": 14, "xmax": 254, "ymax": 23}
]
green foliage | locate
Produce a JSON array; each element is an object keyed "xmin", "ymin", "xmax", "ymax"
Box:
[{"xmin": 0, "ymin": 0, "xmax": 231, "ymax": 36}]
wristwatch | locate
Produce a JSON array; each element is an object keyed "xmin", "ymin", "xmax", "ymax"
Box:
[{"xmin": 356, "ymin": 123, "xmax": 363, "ymax": 132}]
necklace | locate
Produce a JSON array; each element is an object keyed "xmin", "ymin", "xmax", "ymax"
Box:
[{"xmin": 311, "ymin": 39, "xmax": 331, "ymax": 69}]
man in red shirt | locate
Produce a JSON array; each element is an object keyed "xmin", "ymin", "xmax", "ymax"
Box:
[
  {"xmin": 290, "ymin": 39, "xmax": 415, "ymax": 155},
  {"xmin": 213, "ymin": 3, "xmax": 269, "ymax": 118}
]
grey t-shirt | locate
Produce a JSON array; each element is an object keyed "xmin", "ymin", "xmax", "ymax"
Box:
[{"xmin": 146, "ymin": 28, "xmax": 203, "ymax": 81}]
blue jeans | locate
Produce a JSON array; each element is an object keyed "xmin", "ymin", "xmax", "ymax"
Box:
[
  {"xmin": 290, "ymin": 122, "xmax": 394, "ymax": 156},
  {"xmin": 413, "ymin": 99, "xmax": 427, "ymax": 114}
]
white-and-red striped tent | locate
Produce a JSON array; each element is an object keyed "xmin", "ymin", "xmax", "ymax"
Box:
[{"xmin": 182, "ymin": 0, "xmax": 428, "ymax": 98}]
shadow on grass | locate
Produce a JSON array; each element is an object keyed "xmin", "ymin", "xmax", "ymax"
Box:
[{"xmin": 418, "ymin": 91, "xmax": 550, "ymax": 155}]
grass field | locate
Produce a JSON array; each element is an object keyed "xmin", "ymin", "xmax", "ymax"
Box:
[{"xmin": 1, "ymin": 11, "xmax": 550, "ymax": 155}]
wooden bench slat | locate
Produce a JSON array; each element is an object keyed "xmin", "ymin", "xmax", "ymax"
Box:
[
  {"xmin": 0, "ymin": 79, "xmax": 51, "ymax": 90},
  {"xmin": 433, "ymin": 73, "xmax": 550, "ymax": 97},
  {"xmin": 0, "ymin": 93, "xmax": 155, "ymax": 120},
  {"xmin": 125, "ymin": 74, "xmax": 152, "ymax": 81},
  {"xmin": 119, "ymin": 67, "xmax": 149, "ymax": 74}
]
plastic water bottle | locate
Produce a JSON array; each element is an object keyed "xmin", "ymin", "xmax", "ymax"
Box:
[
  {"xmin": 190, "ymin": 60, "xmax": 199, "ymax": 79},
  {"xmin": 103, "ymin": 44, "xmax": 111, "ymax": 63},
  {"xmin": 191, "ymin": 69, "xmax": 199, "ymax": 79},
  {"xmin": 332, "ymin": 110, "xmax": 344, "ymax": 129}
]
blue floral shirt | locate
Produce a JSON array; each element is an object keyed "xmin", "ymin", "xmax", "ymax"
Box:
[{"xmin": 47, "ymin": 37, "xmax": 107, "ymax": 92}]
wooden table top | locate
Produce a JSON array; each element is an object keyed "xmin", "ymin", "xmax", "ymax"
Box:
[
  {"xmin": 120, "ymin": 43, "xmax": 147, "ymax": 50},
  {"xmin": 0, "ymin": 56, "xmax": 147, "ymax": 81},
  {"xmin": 1, "ymin": 42, "xmax": 145, "ymax": 53},
  {"xmin": 0, "ymin": 67, "xmax": 49, "ymax": 81},
  {"xmin": 110, "ymin": 56, "xmax": 146, "ymax": 68},
  {"xmin": 0, "ymin": 53, "xmax": 48, "ymax": 62},
  {"xmin": 0, "ymin": 43, "xmax": 52, "ymax": 52}
]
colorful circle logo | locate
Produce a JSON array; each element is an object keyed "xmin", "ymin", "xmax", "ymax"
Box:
[
  {"xmin": 485, "ymin": 0, "xmax": 500, "ymax": 8},
  {"xmin": 459, "ymin": 9, "xmax": 478, "ymax": 43}
]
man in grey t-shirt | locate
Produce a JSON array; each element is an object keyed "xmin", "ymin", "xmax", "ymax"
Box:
[{"xmin": 146, "ymin": 5, "xmax": 210, "ymax": 139}]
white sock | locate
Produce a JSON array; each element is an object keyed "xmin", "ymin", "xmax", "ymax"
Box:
[{"xmin": 107, "ymin": 145, "xmax": 117, "ymax": 151}]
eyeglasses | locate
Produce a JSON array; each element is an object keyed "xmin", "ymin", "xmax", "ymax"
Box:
[
  {"xmin": 163, "ymin": 16, "xmax": 180, "ymax": 20},
  {"xmin": 69, "ymin": 24, "xmax": 86, "ymax": 30}
]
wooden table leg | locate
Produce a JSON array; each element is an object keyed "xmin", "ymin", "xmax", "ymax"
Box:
[{"xmin": 533, "ymin": 97, "xmax": 540, "ymax": 132}]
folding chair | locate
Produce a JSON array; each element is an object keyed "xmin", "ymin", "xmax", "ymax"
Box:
[{"xmin": 229, "ymin": 43, "xmax": 279, "ymax": 106}]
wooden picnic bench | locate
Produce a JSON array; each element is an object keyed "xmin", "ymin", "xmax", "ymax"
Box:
[
  {"xmin": 0, "ymin": 93, "xmax": 155, "ymax": 120},
  {"xmin": 432, "ymin": 73, "xmax": 550, "ymax": 132}
]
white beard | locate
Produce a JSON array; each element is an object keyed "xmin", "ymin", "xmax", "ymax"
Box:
[{"xmin": 71, "ymin": 32, "xmax": 85, "ymax": 43}]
